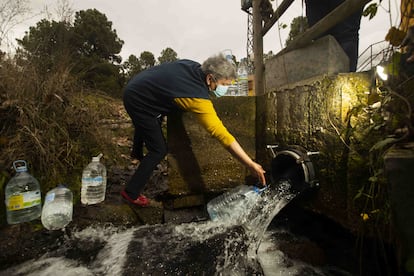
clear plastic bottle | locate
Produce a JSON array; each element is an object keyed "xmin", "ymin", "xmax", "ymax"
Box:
[
  {"xmin": 237, "ymin": 60, "xmax": 249, "ymax": 96},
  {"xmin": 5, "ymin": 160, "xmax": 42, "ymax": 224},
  {"xmin": 222, "ymin": 53, "xmax": 238, "ymax": 96},
  {"xmin": 226, "ymin": 80, "xmax": 239, "ymax": 96},
  {"xmin": 81, "ymin": 153, "xmax": 107, "ymax": 205},
  {"xmin": 207, "ymin": 185, "xmax": 266, "ymax": 222},
  {"xmin": 41, "ymin": 184, "xmax": 73, "ymax": 230}
]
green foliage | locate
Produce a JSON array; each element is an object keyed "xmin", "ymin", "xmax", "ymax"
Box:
[
  {"xmin": 140, "ymin": 51, "xmax": 155, "ymax": 70},
  {"xmin": 72, "ymin": 9, "xmax": 123, "ymax": 63},
  {"xmin": 121, "ymin": 48, "xmax": 180, "ymax": 82},
  {"xmin": 122, "ymin": 54, "xmax": 142, "ymax": 81},
  {"xmin": 278, "ymin": 22, "xmax": 287, "ymax": 30},
  {"xmin": 74, "ymin": 56, "xmax": 123, "ymax": 97},
  {"xmin": 16, "ymin": 8, "xmax": 124, "ymax": 97},
  {"xmin": 71, "ymin": 9, "xmax": 124, "ymax": 96},
  {"xmin": 14, "ymin": 6, "xmax": 182, "ymax": 94},
  {"xmin": 0, "ymin": 55, "xmax": 130, "ymax": 208},
  {"xmin": 16, "ymin": 19, "xmax": 73, "ymax": 74},
  {"xmin": 350, "ymin": 59, "xmax": 413, "ymax": 237},
  {"xmin": 362, "ymin": 3, "xmax": 379, "ymax": 20},
  {"xmin": 285, "ymin": 16, "xmax": 308, "ymax": 47},
  {"xmin": 158, "ymin": 47, "xmax": 178, "ymax": 64}
]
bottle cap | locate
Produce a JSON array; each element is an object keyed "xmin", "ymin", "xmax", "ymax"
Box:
[
  {"xmin": 92, "ymin": 153, "xmax": 103, "ymax": 162},
  {"xmin": 13, "ymin": 160, "xmax": 28, "ymax": 172},
  {"xmin": 253, "ymin": 185, "xmax": 267, "ymax": 194}
]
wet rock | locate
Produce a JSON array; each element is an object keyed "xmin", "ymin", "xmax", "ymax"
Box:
[
  {"xmin": 275, "ymin": 232, "xmax": 326, "ymax": 266},
  {"xmin": 164, "ymin": 207, "xmax": 208, "ymax": 224},
  {"xmin": 0, "ymin": 222, "xmax": 65, "ymax": 270},
  {"xmin": 126, "ymin": 203, "xmax": 164, "ymax": 225},
  {"xmin": 73, "ymin": 201, "xmax": 140, "ymax": 229},
  {"xmin": 163, "ymin": 194, "xmax": 205, "ymax": 209}
]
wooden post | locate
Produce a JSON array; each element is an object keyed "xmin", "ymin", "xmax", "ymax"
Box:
[
  {"xmin": 253, "ymin": 0, "xmax": 264, "ymax": 96},
  {"xmin": 262, "ymin": 0, "xmax": 295, "ymax": 36}
]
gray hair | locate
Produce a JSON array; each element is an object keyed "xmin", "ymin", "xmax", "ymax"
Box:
[{"xmin": 201, "ymin": 54, "xmax": 236, "ymax": 80}]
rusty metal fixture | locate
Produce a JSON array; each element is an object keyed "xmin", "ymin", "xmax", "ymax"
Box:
[{"xmin": 267, "ymin": 145, "xmax": 319, "ymax": 193}]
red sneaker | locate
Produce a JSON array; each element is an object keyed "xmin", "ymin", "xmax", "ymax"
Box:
[{"xmin": 121, "ymin": 190, "xmax": 150, "ymax": 207}]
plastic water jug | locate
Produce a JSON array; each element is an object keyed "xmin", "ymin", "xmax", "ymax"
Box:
[
  {"xmin": 81, "ymin": 153, "xmax": 107, "ymax": 205},
  {"xmin": 207, "ymin": 185, "xmax": 266, "ymax": 223},
  {"xmin": 5, "ymin": 160, "xmax": 42, "ymax": 224},
  {"xmin": 225, "ymin": 53, "xmax": 238, "ymax": 96},
  {"xmin": 41, "ymin": 184, "xmax": 73, "ymax": 230},
  {"xmin": 237, "ymin": 60, "xmax": 248, "ymax": 96}
]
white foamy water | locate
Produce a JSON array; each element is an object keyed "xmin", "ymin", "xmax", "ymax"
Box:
[
  {"xmin": 2, "ymin": 181, "xmax": 325, "ymax": 275},
  {"xmin": 258, "ymin": 230, "xmax": 325, "ymax": 276},
  {"xmin": 1, "ymin": 226, "xmax": 135, "ymax": 276}
]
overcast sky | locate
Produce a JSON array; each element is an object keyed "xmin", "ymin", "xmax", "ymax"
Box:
[{"xmin": 6, "ymin": 0, "xmax": 400, "ymax": 64}]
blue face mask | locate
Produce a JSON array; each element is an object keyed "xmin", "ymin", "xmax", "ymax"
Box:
[{"xmin": 213, "ymin": 84, "xmax": 229, "ymax": 97}]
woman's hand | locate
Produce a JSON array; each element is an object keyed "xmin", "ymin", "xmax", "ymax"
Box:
[
  {"xmin": 248, "ymin": 161, "xmax": 266, "ymax": 186},
  {"xmin": 227, "ymin": 141, "xmax": 267, "ymax": 186}
]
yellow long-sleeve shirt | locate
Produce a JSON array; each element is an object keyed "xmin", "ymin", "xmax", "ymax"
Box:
[{"xmin": 174, "ymin": 98, "xmax": 236, "ymax": 147}]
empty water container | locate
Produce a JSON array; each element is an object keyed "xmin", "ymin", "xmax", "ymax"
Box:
[{"xmin": 41, "ymin": 184, "xmax": 73, "ymax": 230}]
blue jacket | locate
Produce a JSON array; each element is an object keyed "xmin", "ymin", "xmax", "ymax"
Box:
[{"xmin": 123, "ymin": 59, "xmax": 210, "ymax": 116}]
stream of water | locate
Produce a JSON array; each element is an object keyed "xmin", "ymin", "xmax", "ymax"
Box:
[{"xmin": 0, "ymin": 181, "xmax": 351, "ymax": 275}]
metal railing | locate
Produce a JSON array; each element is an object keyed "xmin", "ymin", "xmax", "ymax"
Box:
[{"xmin": 357, "ymin": 40, "xmax": 395, "ymax": 72}]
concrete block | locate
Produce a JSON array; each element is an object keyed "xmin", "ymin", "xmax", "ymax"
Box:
[{"xmin": 265, "ymin": 35, "xmax": 349, "ymax": 90}]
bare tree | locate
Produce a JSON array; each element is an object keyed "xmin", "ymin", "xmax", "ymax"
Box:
[
  {"xmin": 0, "ymin": 0, "xmax": 30, "ymax": 48},
  {"xmin": 55, "ymin": 0, "xmax": 74, "ymax": 23},
  {"xmin": 43, "ymin": 0, "xmax": 74, "ymax": 23}
]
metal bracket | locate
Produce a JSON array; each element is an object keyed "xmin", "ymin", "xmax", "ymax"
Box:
[{"xmin": 266, "ymin": 145, "xmax": 279, "ymax": 158}]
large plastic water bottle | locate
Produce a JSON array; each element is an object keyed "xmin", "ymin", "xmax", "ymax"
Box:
[
  {"xmin": 225, "ymin": 54, "xmax": 238, "ymax": 96},
  {"xmin": 81, "ymin": 153, "xmax": 107, "ymax": 205},
  {"xmin": 5, "ymin": 160, "xmax": 42, "ymax": 224},
  {"xmin": 226, "ymin": 80, "xmax": 239, "ymax": 96},
  {"xmin": 237, "ymin": 60, "xmax": 249, "ymax": 96},
  {"xmin": 207, "ymin": 185, "xmax": 266, "ymax": 223},
  {"xmin": 41, "ymin": 184, "xmax": 73, "ymax": 230}
]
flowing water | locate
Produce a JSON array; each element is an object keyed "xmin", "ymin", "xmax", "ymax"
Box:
[{"xmin": 0, "ymin": 181, "xmax": 349, "ymax": 275}]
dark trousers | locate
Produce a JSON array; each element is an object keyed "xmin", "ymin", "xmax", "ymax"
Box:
[
  {"xmin": 124, "ymin": 110, "xmax": 167, "ymax": 198},
  {"xmin": 305, "ymin": 0, "xmax": 363, "ymax": 72}
]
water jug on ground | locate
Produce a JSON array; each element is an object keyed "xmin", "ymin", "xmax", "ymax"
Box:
[
  {"xmin": 41, "ymin": 184, "xmax": 73, "ymax": 230},
  {"xmin": 81, "ymin": 153, "xmax": 107, "ymax": 205},
  {"xmin": 5, "ymin": 160, "xmax": 42, "ymax": 224}
]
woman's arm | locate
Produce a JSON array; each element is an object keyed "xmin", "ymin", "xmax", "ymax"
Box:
[
  {"xmin": 174, "ymin": 97, "xmax": 266, "ymax": 185},
  {"xmin": 226, "ymin": 140, "xmax": 266, "ymax": 185}
]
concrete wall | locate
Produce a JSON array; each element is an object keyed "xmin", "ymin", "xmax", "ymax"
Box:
[
  {"xmin": 265, "ymin": 35, "xmax": 349, "ymax": 90},
  {"xmin": 256, "ymin": 73, "xmax": 372, "ymax": 231},
  {"xmin": 167, "ymin": 96, "xmax": 256, "ymax": 206}
]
